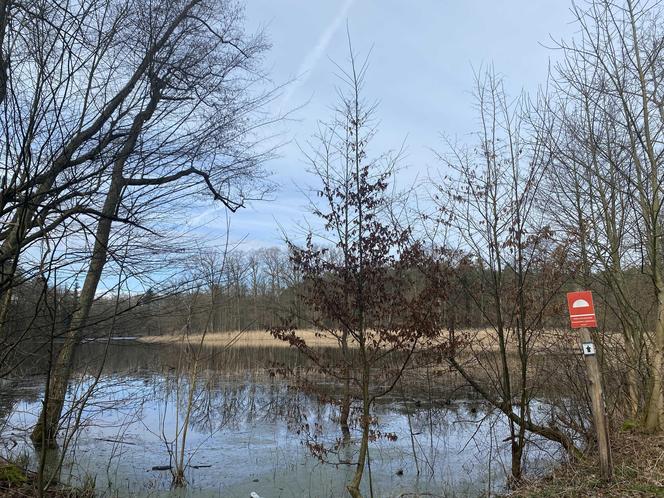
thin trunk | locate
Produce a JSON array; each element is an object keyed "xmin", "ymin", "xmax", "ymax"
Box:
[
  {"xmin": 0, "ymin": 0, "xmax": 9, "ymax": 106},
  {"xmin": 626, "ymin": 0, "xmax": 663, "ymax": 432},
  {"xmin": 0, "ymin": 285, "xmax": 11, "ymax": 334},
  {"xmin": 0, "ymin": 202, "xmax": 33, "ymax": 336},
  {"xmin": 30, "ymin": 164, "xmax": 123, "ymax": 446},
  {"xmin": 449, "ymin": 355, "xmax": 581, "ymax": 458},
  {"xmin": 340, "ymin": 331, "xmax": 351, "ymax": 442},
  {"xmin": 347, "ymin": 356, "xmax": 369, "ymax": 498},
  {"xmin": 30, "ymin": 89, "xmax": 159, "ymax": 446},
  {"xmin": 511, "ymin": 443, "xmax": 523, "ymax": 483},
  {"xmin": 645, "ymin": 288, "xmax": 664, "ymax": 431},
  {"xmin": 174, "ymin": 365, "xmax": 197, "ymax": 486},
  {"xmin": 624, "ymin": 330, "xmax": 641, "ymax": 419}
]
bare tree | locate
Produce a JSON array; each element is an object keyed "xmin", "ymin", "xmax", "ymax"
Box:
[
  {"xmin": 548, "ymin": 0, "xmax": 664, "ymax": 431},
  {"xmin": 272, "ymin": 43, "xmax": 448, "ymax": 498},
  {"xmin": 535, "ymin": 66, "xmax": 647, "ymax": 420},
  {"xmin": 21, "ymin": 0, "xmax": 274, "ymax": 447},
  {"xmin": 431, "ymin": 68, "xmax": 580, "ymax": 482}
]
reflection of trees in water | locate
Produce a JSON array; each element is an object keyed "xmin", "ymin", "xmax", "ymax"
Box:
[
  {"xmin": 26, "ymin": 341, "xmax": 572, "ymax": 405},
  {"xmin": 149, "ymin": 374, "xmax": 328, "ymax": 436},
  {"xmin": 72, "ymin": 342, "xmax": 313, "ymax": 377},
  {"xmin": 1, "ymin": 341, "xmax": 569, "ymax": 491},
  {"xmin": 7, "ymin": 341, "xmax": 318, "ymax": 380},
  {"xmin": 4, "ymin": 342, "xmax": 575, "ymax": 441},
  {"xmin": 0, "ymin": 369, "xmax": 562, "ymax": 497},
  {"xmin": 0, "ymin": 391, "xmax": 18, "ymax": 433}
]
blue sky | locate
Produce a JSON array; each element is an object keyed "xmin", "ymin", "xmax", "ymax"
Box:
[{"xmin": 193, "ymin": 1, "xmax": 578, "ymax": 249}]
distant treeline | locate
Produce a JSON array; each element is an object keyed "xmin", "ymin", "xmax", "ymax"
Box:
[{"xmin": 4, "ymin": 245, "xmax": 659, "ymax": 345}]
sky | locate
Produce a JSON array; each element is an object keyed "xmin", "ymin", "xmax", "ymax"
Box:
[{"xmin": 191, "ymin": 0, "xmax": 579, "ymax": 250}]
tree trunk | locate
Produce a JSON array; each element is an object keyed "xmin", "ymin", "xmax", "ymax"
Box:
[
  {"xmin": 30, "ymin": 166, "xmax": 123, "ymax": 447},
  {"xmin": 448, "ymin": 356, "xmax": 581, "ymax": 458},
  {"xmin": 0, "ymin": 0, "xmax": 9, "ymax": 106},
  {"xmin": 0, "ymin": 205, "xmax": 33, "ymax": 335},
  {"xmin": 30, "ymin": 88, "xmax": 159, "ymax": 446},
  {"xmin": 347, "ymin": 358, "xmax": 369, "ymax": 498},
  {"xmin": 510, "ymin": 441, "xmax": 523, "ymax": 483},
  {"xmin": 340, "ymin": 382, "xmax": 351, "ymax": 442},
  {"xmin": 340, "ymin": 330, "xmax": 351, "ymax": 442},
  {"xmin": 624, "ymin": 332, "xmax": 641, "ymax": 419},
  {"xmin": 0, "ymin": 285, "xmax": 11, "ymax": 335},
  {"xmin": 645, "ymin": 289, "xmax": 664, "ymax": 431}
]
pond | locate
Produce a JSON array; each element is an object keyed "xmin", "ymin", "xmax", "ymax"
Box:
[{"xmin": 0, "ymin": 340, "xmax": 562, "ymax": 497}]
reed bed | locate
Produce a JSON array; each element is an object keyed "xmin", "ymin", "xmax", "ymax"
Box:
[{"xmin": 138, "ymin": 329, "xmax": 342, "ymax": 348}]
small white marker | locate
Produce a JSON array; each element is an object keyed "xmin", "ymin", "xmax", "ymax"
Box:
[{"xmin": 582, "ymin": 342, "xmax": 596, "ymax": 356}]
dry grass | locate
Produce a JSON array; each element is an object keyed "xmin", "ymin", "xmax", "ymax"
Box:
[
  {"xmin": 505, "ymin": 431, "xmax": 664, "ymax": 497},
  {"xmin": 460, "ymin": 327, "xmax": 578, "ymax": 351},
  {"xmin": 137, "ymin": 329, "xmax": 342, "ymax": 348},
  {"xmin": 137, "ymin": 327, "xmax": 617, "ymax": 354}
]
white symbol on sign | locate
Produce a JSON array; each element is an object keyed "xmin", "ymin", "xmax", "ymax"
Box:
[
  {"xmin": 573, "ymin": 299, "xmax": 590, "ymax": 308},
  {"xmin": 582, "ymin": 342, "xmax": 596, "ymax": 356}
]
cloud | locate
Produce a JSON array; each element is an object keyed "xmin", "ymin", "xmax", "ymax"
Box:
[{"xmin": 280, "ymin": 0, "xmax": 355, "ymax": 109}]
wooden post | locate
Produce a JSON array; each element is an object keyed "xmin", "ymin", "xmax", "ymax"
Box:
[{"xmin": 578, "ymin": 326, "xmax": 613, "ymax": 481}]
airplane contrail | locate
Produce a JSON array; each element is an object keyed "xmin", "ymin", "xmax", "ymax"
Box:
[{"xmin": 281, "ymin": 0, "xmax": 356, "ymax": 109}]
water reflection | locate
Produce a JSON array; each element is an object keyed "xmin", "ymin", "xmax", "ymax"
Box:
[{"xmin": 0, "ymin": 341, "xmax": 560, "ymax": 497}]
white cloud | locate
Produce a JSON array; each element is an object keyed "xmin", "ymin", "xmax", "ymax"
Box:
[{"xmin": 280, "ymin": 0, "xmax": 355, "ymax": 109}]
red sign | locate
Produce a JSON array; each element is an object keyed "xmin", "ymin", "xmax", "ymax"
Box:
[{"xmin": 566, "ymin": 291, "xmax": 597, "ymax": 329}]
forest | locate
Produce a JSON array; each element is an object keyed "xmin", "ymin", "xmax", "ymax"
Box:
[{"xmin": 2, "ymin": 0, "xmax": 664, "ymax": 497}]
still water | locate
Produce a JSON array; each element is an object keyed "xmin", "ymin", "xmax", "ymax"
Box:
[{"xmin": 0, "ymin": 340, "xmax": 560, "ymax": 497}]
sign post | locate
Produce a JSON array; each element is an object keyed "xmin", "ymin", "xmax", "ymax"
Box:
[{"xmin": 566, "ymin": 290, "xmax": 612, "ymax": 481}]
